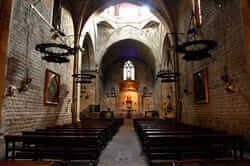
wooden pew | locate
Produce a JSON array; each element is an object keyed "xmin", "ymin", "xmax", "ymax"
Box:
[
  {"xmin": 52, "ymin": 119, "xmax": 123, "ymax": 136},
  {"xmin": 41, "ymin": 128, "xmax": 112, "ymax": 142},
  {"xmin": 152, "ymin": 160, "xmax": 250, "ymax": 166},
  {"xmin": 138, "ymin": 128, "xmax": 218, "ymax": 140},
  {"xmin": 140, "ymin": 130, "xmax": 228, "ymax": 151},
  {"xmin": 22, "ymin": 130, "xmax": 106, "ymax": 149},
  {"xmin": 5, "ymin": 135, "xmax": 102, "ymax": 166},
  {"xmin": 5, "ymin": 119, "xmax": 123, "ymax": 166},
  {"xmin": 0, "ymin": 161, "xmax": 51, "ymax": 166},
  {"xmin": 173, "ymin": 160, "xmax": 250, "ymax": 166},
  {"xmin": 45, "ymin": 119, "xmax": 123, "ymax": 141},
  {"xmin": 134, "ymin": 120, "xmax": 244, "ymax": 163},
  {"xmin": 145, "ymin": 134, "xmax": 242, "ymax": 160}
]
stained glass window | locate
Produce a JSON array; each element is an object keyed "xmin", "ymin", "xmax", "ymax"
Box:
[{"xmin": 123, "ymin": 61, "xmax": 135, "ymax": 80}]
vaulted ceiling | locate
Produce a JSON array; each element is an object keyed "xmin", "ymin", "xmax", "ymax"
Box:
[
  {"xmin": 100, "ymin": 39, "xmax": 156, "ymax": 75},
  {"xmin": 61, "ymin": 0, "xmax": 192, "ymax": 44}
]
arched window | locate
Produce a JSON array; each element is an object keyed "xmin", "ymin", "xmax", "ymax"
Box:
[
  {"xmin": 192, "ymin": 0, "xmax": 202, "ymax": 26},
  {"xmin": 123, "ymin": 61, "xmax": 135, "ymax": 80},
  {"xmin": 118, "ymin": 3, "xmax": 139, "ymax": 17},
  {"xmin": 104, "ymin": 3, "xmax": 152, "ymax": 18}
]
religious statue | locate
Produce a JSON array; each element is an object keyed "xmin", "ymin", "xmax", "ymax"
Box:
[{"xmin": 126, "ymin": 95, "xmax": 132, "ymax": 109}]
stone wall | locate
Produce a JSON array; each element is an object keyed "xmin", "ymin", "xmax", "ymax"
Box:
[
  {"xmin": 80, "ymin": 80, "xmax": 96, "ymax": 112},
  {"xmin": 159, "ymin": 83, "xmax": 176, "ymax": 118},
  {"xmin": 178, "ymin": 0, "xmax": 250, "ymax": 145},
  {"xmin": 0, "ymin": 1, "xmax": 74, "ymax": 158}
]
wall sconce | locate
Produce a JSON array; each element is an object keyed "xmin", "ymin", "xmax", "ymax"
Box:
[
  {"xmin": 221, "ymin": 72, "xmax": 242, "ymax": 96},
  {"xmin": 224, "ymin": 81, "xmax": 250, "ymax": 104},
  {"xmin": 220, "ymin": 66, "xmax": 241, "ymax": 93},
  {"xmin": 225, "ymin": 82, "xmax": 240, "ymax": 93},
  {"xmin": 5, "ymin": 85, "xmax": 17, "ymax": 97},
  {"xmin": 19, "ymin": 77, "xmax": 32, "ymax": 92}
]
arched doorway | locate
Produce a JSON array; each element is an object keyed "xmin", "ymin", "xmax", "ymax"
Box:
[
  {"xmin": 100, "ymin": 39, "xmax": 156, "ymax": 119},
  {"xmin": 62, "ymin": 0, "xmax": 176, "ymax": 122}
]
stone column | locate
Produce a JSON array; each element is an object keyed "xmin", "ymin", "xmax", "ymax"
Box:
[
  {"xmin": 72, "ymin": 43, "xmax": 81, "ymax": 123},
  {"xmin": 95, "ymin": 74, "xmax": 99, "ymax": 106},
  {"xmin": 0, "ymin": 0, "xmax": 13, "ymax": 127}
]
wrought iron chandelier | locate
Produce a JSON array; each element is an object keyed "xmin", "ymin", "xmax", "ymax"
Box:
[
  {"xmin": 35, "ymin": 31, "xmax": 84, "ymax": 64},
  {"xmin": 35, "ymin": 43, "xmax": 75, "ymax": 63},
  {"xmin": 72, "ymin": 72, "xmax": 96, "ymax": 84},
  {"xmin": 157, "ymin": 35, "xmax": 179, "ymax": 83},
  {"xmin": 177, "ymin": 13, "xmax": 217, "ymax": 61},
  {"xmin": 72, "ymin": 35, "xmax": 97, "ymax": 84},
  {"xmin": 157, "ymin": 70, "xmax": 179, "ymax": 83}
]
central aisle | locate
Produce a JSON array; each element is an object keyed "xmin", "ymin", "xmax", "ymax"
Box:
[{"xmin": 98, "ymin": 119, "xmax": 148, "ymax": 166}]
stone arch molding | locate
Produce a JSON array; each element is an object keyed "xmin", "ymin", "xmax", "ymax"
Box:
[
  {"xmin": 97, "ymin": 20, "xmax": 116, "ymax": 30},
  {"xmin": 81, "ymin": 33, "xmax": 96, "ymax": 70},
  {"xmin": 97, "ymin": 25, "xmax": 161, "ymax": 68}
]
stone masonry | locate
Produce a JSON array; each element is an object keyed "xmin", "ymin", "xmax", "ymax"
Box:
[
  {"xmin": 0, "ymin": 0, "xmax": 74, "ymax": 159},
  {"xmin": 179, "ymin": 0, "xmax": 250, "ymax": 146}
]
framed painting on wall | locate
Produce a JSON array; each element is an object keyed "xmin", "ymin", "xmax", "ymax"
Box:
[
  {"xmin": 44, "ymin": 69, "xmax": 60, "ymax": 105},
  {"xmin": 193, "ymin": 68, "xmax": 209, "ymax": 104}
]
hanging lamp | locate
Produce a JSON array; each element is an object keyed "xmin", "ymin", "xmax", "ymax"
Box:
[
  {"xmin": 157, "ymin": 70, "xmax": 179, "ymax": 83},
  {"xmin": 72, "ymin": 72, "xmax": 96, "ymax": 84},
  {"xmin": 157, "ymin": 36, "xmax": 179, "ymax": 83},
  {"xmin": 177, "ymin": 12, "xmax": 217, "ymax": 61},
  {"xmin": 35, "ymin": 41, "xmax": 75, "ymax": 63},
  {"xmin": 35, "ymin": 30, "xmax": 83, "ymax": 63},
  {"xmin": 72, "ymin": 37, "xmax": 97, "ymax": 84},
  {"xmin": 72, "ymin": 64, "xmax": 97, "ymax": 84}
]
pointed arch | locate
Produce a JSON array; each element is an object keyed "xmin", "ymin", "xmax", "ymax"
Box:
[
  {"xmin": 123, "ymin": 60, "xmax": 135, "ymax": 81},
  {"xmin": 142, "ymin": 21, "xmax": 160, "ymax": 29},
  {"xmin": 97, "ymin": 21, "xmax": 115, "ymax": 29},
  {"xmin": 162, "ymin": 34, "xmax": 175, "ymax": 71},
  {"xmin": 81, "ymin": 33, "xmax": 95, "ymax": 71},
  {"xmin": 98, "ymin": 26, "xmax": 159, "ymax": 71}
]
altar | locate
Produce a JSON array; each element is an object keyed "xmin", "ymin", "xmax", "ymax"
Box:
[{"xmin": 119, "ymin": 80, "xmax": 141, "ymax": 118}]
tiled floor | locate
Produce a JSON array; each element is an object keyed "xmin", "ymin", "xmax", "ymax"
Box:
[{"xmin": 98, "ymin": 119, "xmax": 149, "ymax": 166}]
